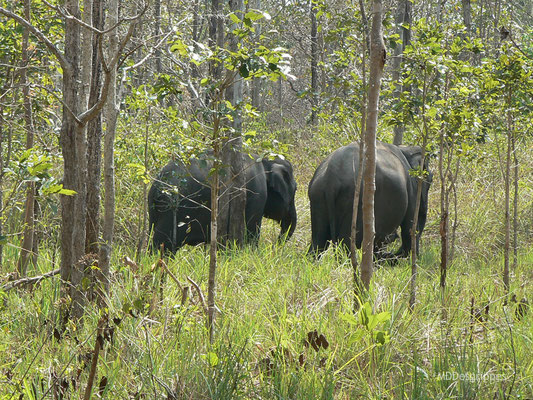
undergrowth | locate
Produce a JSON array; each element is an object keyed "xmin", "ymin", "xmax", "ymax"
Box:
[{"xmin": 0, "ymin": 237, "xmax": 531, "ymax": 399}]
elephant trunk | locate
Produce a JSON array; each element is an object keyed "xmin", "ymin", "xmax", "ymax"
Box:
[{"xmin": 278, "ymin": 201, "xmax": 297, "ymax": 241}]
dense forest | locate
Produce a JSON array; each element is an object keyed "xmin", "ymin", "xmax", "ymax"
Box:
[{"xmin": 0, "ymin": 0, "xmax": 532, "ymax": 398}]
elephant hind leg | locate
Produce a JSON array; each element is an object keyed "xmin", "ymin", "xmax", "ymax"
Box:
[
  {"xmin": 309, "ymin": 210, "xmax": 330, "ymax": 256},
  {"xmin": 395, "ymin": 223, "xmax": 413, "ymax": 258}
]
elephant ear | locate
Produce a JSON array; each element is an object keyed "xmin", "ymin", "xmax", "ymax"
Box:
[
  {"xmin": 398, "ymin": 146, "xmax": 423, "ymax": 169},
  {"xmin": 267, "ymin": 163, "xmax": 291, "ymax": 205}
]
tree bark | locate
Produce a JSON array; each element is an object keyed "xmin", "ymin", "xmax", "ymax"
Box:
[
  {"xmin": 18, "ymin": 0, "xmax": 36, "ymax": 277},
  {"xmin": 85, "ymin": 0, "xmax": 104, "ymax": 254},
  {"xmin": 409, "ymin": 72, "xmax": 429, "ymax": 310},
  {"xmin": 99, "ymin": 0, "xmax": 120, "ymax": 298},
  {"xmin": 251, "ymin": 0, "xmax": 262, "ymax": 110},
  {"xmin": 219, "ymin": 0, "xmax": 246, "ymax": 245},
  {"xmin": 391, "ymin": 0, "xmax": 411, "ymax": 145},
  {"xmin": 360, "ymin": 0, "xmax": 386, "ymax": 290},
  {"xmin": 60, "ymin": 0, "xmax": 87, "ymax": 320},
  {"xmin": 310, "ymin": 0, "xmax": 318, "ymax": 125},
  {"xmin": 512, "ymin": 134, "xmax": 518, "ymax": 271},
  {"xmin": 461, "ymin": 0, "xmax": 472, "ymax": 33},
  {"xmin": 351, "ymin": 6, "xmax": 367, "ymax": 302},
  {"xmin": 503, "ymin": 89, "xmax": 512, "ymax": 293}
]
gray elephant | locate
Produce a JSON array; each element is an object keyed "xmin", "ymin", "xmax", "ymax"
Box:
[
  {"xmin": 148, "ymin": 154, "xmax": 297, "ymax": 252},
  {"xmin": 308, "ymin": 141, "xmax": 431, "ymax": 258}
]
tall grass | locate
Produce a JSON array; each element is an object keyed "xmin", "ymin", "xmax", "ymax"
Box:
[{"xmin": 1, "ymin": 236, "xmax": 531, "ymax": 398}]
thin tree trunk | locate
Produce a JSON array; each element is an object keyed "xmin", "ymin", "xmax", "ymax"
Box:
[
  {"xmin": 18, "ymin": 0, "xmax": 36, "ymax": 277},
  {"xmin": 99, "ymin": 0, "xmax": 120, "ymax": 298},
  {"xmin": 511, "ymin": 134, "xmax": 518, "ymax": 271},
  {"xmin": 310, "ymin": 0, "xmax": 318, "ymax": 125},
  {"xmin": 154, "ymin": 0, "xmax": 162, "ymax": 74},
  {"xmin": 208, "ymin": 116, "xmax": 222, "ymax": 344},
  {"xmin": 360, "ymin": 0, "xmax": 386, "ymax": 290},
  {"xmin": 392, "ymin": 0, "xmax": 411, "ymax": 145},
  {"xmin": 439, "ymin": 73, "xmax": 451, "ymax": 290},
  {"xmin": 207, "ymin": 0, "xmax": 224, "ymax": 342},
  {"xmin": 439, "ymin": 130, "xmax": 448, "ymax": 290},
  {"xmin": 461, "ymin": 0, "xmax": 472, "ymax": 33},
  {"xmin": 351, "ymin": 7, "xmax": 367, "ymax": 302},
  {"xmin": 503, "ymin": 90, "xmax": 512, "ymax": 293},
  {"xmin": 85, "ymin": 0, "xmax": 103, "ymax": 254},
  {"xmin": 219, "ymin": 0, "xmax": 246, "ymax": 245},
  {"xmin": 409, "ymin": 72, "xmax": 428, "ymax": 310},
  {"xmin": 136, "ymin": 107, "xmax": 150, "ymax": 262},
  {"xmin": 251, "ymin": 0, "xmax": 262, "ymax": 110}
]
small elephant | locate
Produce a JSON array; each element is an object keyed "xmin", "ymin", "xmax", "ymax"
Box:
[
  {"xmin": 148, "ymin": 154, "xmax": 297, "ymax": 252},
  {"xmin": 308, "ymin": 141, "xmax": 432, "ymax": 257}
]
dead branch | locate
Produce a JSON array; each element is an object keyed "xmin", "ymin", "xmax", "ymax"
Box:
[
  {"xmin": 2, "ymin": 268, "xmax": 60, "ymax": 291},
  {"xmin": 187, "ymin": 276, "xmax": 208, "ymax": 315}
]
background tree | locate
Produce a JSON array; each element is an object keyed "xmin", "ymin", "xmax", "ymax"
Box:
[{"xmin": 360, "ymin": 0, "xmax": 385, "ymax": 290}]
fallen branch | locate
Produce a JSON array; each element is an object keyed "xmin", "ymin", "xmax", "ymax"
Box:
[
  {"xmin": 187, "ymin": 276, "xmax": 208, "ymax": 315},
  {"xmin": 1, "ymin": 268, "xmax": 60, "ymax": 291},
  {"xmin": 158, "ymin": 259, "xmax": 184, "ymax": 291}
]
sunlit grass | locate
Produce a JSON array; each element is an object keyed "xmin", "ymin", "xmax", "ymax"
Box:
[{"xmin": 1, "ymin": 234, "xmax": 531, "ymax": 398}]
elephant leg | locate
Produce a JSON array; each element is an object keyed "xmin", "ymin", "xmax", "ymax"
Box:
[
  {"xmin": 151, "ymin": 210, "xmax": 176, "ymax": 254},
  {"xmin": 245, "ymin": 214, "xmax": 262, "ymax": 245},
  {"xmin": 309, "ymin": 214, "xmax": 330, "ymax": 256}
]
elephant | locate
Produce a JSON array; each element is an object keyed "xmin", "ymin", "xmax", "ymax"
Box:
[
  {"xmin": 308, "ymin": 141, "xmax": 432, "ymax": 258},
  {"xmin": 148, "ymin": 154, "xmax": 297, "ymax": 252}
]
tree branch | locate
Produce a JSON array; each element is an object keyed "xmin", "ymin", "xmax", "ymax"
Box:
[
  {"xmin": 0, "ymin": 7, "xmax": 69, "ymax": 73},
  {"xmin": 42, "ymin": 0, "xmax": 148, "ymax": 36},
  {"xmin": 2, "ymin": 268, "xmax": 60, "ymax": 291},
  {"xmin": 78, "ymin": 11, "xmax": 140, "ymax": 125}
]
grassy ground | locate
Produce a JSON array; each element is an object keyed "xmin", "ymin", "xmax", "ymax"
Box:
[
  {"xmin": 1, "ymin": 226, "xmax": 532, "ymax": 398},
  {"xmin": 1, "ymin": 136, "xmax": 532, "ymax": 399}
]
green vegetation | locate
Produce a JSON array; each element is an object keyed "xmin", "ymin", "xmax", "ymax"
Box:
[
  {"xmin": 1, "ymin": 134, "xmax": 532, "ymax": 397},
  {"xmin": 1, "ymin": 0, "xmax": 532, "ymax": 397}
]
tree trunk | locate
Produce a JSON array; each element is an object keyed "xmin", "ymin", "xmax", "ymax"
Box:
[
  {"xmin": 208, "ymin": 145, "xmax": 220, "ymax": 344},
  {"xmin": 351, "ymin": 6, "xmax": 367, "ymax": 303},
  {"xmin": 85, "ymin": 0, "xmax": 104, "ymax": 255},
  {"xmin": 251, "ymin": 0, "xmax": 262, "ymax": 110},
  {"xmin": 462, "ymin": 0, "xmax": 472, "ymax": 33},
  {"xmin": 391, "ymin": 0, "xmax": 411, "ymax": 145},
  {"xmin": 99, "ymin": 0, "xmax": 120, "ymax": 298},
  {"xmin": 219, "ymin": 0, "xmax": 246, "ymax": 245},
  {"xmin": 512, "ymin": 134, "xmax": 518, "ymax": 271},
  {"xmin": 60, "ymin": 0, "xmax": 87, "ymax": 320},
  {"xmin": 310, "ymin": 0, "xmax": 318, "ymax": 125},
  {"xmin": 439, "ymin": 129, "xmax": 449, "ymax": 290},
  {"xmin": 154, "ymin": 0, "xmax": 162, "ymax": 74},
  {"xmin": 136, "ymin": 107, "xmax": 150, "ymax": 261},
  {"xmin": 206, "ymin": 0, "xmax": 224, "ymax": 342},
  {"xmin": 503, "ymin": 90, "xmax": 512, "ymax": 294},
  {"xmin": 360, "ymin": 0, "xmax": 386, "ymax": 290},
  {"xmin": 18, "ymin": 0, "xmax": 36, "ymax": 277}
]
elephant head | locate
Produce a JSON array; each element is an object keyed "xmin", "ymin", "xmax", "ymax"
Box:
[{"xmin": 262, "ymin": 158, "xmax": 298, "ymax": 241}]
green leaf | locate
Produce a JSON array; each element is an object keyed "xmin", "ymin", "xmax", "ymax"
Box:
[
  {"xmin": 244, "ymin": 10, "xmax": 264, "ymax": 22},
  {"xmin": 229, "ymin": 13, "xmax": 241, "ymax": 24},
  {"xmin": 58, "ymin": 188, "xmax": 77, "ymax": 196},
  {"xmin": 204, "ymin": 351, "xmax": 219, "ymax": 367}
]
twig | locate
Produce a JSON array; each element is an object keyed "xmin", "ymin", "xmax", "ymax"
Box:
[
  {"xmin": 83, "ymin": 316, "xmax": 106, "ymax": 400},
  {"xmin": 2, "ymin": 268, "xmax": 60, "ymax": 291},
  {"xmin": 158, "ymin": 259, "xmax": 184, "ymax": 291},
  {"xmin": 503, "ymin": 307, "xmax": 517, "ymax": 399},
  {"xmin": 187, "ymin": 276, "xmax": 208, "ymax": 315}
]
